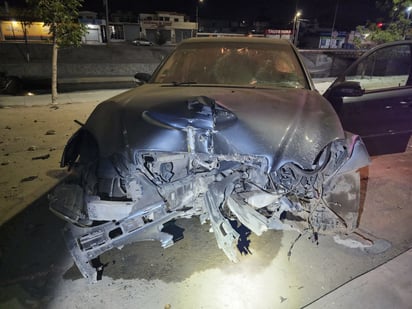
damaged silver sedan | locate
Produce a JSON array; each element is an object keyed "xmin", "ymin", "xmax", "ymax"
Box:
[{"xmin": 50, "ymin": 37, "xmax": 371, "ymax": 282}]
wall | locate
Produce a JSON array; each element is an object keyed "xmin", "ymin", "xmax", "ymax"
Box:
[{"xmin": 0, "ymin": 42, "xmax": 174, "ymax": 80}]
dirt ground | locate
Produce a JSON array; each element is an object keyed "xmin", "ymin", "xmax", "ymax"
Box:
[
  {"xmin": 0, "ymin": 93, "xmax": 411, "ymax": 308},
  {"xmin": 0, "ymin": 100, "xmax": 100, "ymax": 225}
]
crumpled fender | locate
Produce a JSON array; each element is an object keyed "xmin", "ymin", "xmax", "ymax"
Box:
[{"xmin": 336, "ymin": 132, "xmax": 370, "ymax": 175}]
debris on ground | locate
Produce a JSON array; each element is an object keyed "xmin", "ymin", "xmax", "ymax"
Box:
[
  {"xmin": 32, "ymin": 154, "xmax": 50, "ymax": 160},
  {"xmin": 45, "ymin": 130, "xmax": 56, "ymax": 135},
  {"xmin": 20, "ymin": 176, "xmax": 38, "ymax": 182}
]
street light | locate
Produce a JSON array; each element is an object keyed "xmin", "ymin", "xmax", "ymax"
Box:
[
  {"xmin": 404, "ymin": 6, "xmax": 412, "ymax": 39},
  {"xmin": 292, "ymin": 10, "xmax": 301, "ymax": 45},
  {"xmin": 407, "ymin": 6, "xmax": 412, "ymax": 19},
  {"xmin": 196, "ymin": 0, "xmax": 204, "ymax": 31}
]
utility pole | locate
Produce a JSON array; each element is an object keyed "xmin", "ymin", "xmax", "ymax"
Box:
[
  {"xmin": 103, "ymin": 0, "xmax": 110, "ymax": 43},
  {"xmin": 196, "ymin": 0, "xmax": 204, "ymax": 31},
  {"xmin": 293, "ymin": 11, "xmax": 301, "ymax": 46},
  {"xmin": 329, "ymin": 0, "xmax": 339, "ymax": 48}
]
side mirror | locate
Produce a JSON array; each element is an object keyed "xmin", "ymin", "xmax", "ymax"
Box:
[
  {"xmin": 134, "ymin": 72, "xmax": 151, "ymax": 86},
  {"xmin": 328, "ymin": 81, "xmax": 364, "ymax": 98}
]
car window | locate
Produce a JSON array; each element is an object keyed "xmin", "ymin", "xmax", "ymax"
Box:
[
  {"xmin": 152, "ymin": 43, "xmax": 308, "ymax": 89},
  {"xmin": 344, "ymin": 44, "xmax": 412, "ymax": 91}
]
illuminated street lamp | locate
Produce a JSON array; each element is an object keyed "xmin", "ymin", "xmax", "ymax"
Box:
[
  {"xmin": 196, "ymin": 0, "xmax": 204, "ymax": 31},
  {"xmin": 404, "ymin": 6, "xmax": 412, "ymax": 39},
  {"xmin": 292, "ymin": 11, "xmax": 302, "ymax": 45},
  {"xmin": 407, "ymin": 6, "xmax": 412, "ymax": 19}
]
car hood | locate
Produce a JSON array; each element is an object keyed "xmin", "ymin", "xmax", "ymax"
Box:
[{"xmin": 83, "ymin": 84, "xmax": 344, "ymax": 171}]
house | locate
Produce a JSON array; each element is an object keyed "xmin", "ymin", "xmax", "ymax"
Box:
[{"xmin": 139, "ymin": 12, "xmax": 197, "ymax": 44}]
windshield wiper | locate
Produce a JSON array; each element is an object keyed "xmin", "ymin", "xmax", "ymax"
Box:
[{"xmin": 171, "ymin": 81, "xmax": 197, "ymax": 86}]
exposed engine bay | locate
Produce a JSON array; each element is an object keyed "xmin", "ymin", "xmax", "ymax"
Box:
[{"xmin": 50, "ymin": 124, "xmax": 369, "ymax": 283}]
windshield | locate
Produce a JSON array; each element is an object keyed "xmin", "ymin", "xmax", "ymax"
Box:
[{"xmin": 152, "ymin": 42, "xmax": 309, "ymax": 89}]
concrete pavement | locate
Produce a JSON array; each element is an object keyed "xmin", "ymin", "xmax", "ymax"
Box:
[
  {"xmin": 305, "ymin": 248, "xmax": 412, "ymax": 308},
  {"xmin": 0, "ymin": 88, "xmax": 411, "ymax": 308}
]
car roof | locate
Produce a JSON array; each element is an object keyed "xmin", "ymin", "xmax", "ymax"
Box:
[{"xmin": 178, "ymin": 36, "xmax": 293, "ymax": 47}]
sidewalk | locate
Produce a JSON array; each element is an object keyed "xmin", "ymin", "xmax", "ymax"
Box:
[
  {"xmin": 305, "ymin": 248, "xmax": 412, "ymax": 308},
  {"xmin": 0, "ymin": 88, "xmax": 129, "ymax": 107},
  {"xmin": 0, "ymin": 77, "xmax": 335, "ymax": 108}
]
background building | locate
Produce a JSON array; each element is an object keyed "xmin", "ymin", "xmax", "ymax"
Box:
[{"xmin": 139, "ymin": 12, "xmax": 197, "ymax": 44}]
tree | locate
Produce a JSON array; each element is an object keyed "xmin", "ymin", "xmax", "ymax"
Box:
[
  {"xmin": 33, "ymin": 0, "xmax": 85, "ymax": 103},
  {"xmin": 355, "ymin": 0, "xmax": 412, "ymax": 47}
]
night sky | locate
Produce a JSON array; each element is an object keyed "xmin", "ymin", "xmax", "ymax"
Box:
[
  {"xmin": 7, "ymin": 0, "xmax": 384, "ymax": 29},
  {"xmin": 84, "ymin": 0, "xmax": 383, "ymax": 29}
]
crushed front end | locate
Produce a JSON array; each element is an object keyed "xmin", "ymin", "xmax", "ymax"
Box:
[{"xmin": 49, "ymin": 95, "xmax": 370, "ymax": 282}]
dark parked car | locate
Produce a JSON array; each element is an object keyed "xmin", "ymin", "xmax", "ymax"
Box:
[{"xmin": 49, "ymin": 37, "xmax": 411, "ymax": 282}]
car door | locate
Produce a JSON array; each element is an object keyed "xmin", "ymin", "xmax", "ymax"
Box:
[{"xmin": 324, "ymin": 42, "xmax": 412, "ymax": 156}]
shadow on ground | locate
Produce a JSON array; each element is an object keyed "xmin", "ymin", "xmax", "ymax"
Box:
[{"xmin": 0, "ymin": 193, "xmax": 67, "ymax": 307}]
